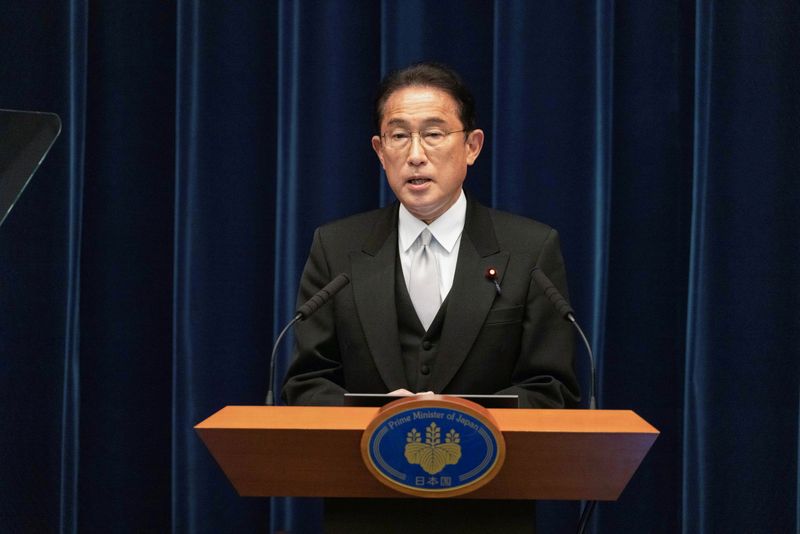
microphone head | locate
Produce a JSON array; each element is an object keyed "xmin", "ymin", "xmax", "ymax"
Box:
[
  {"xmin": 530, "ymin": 267, "xmax": 575, "ymax": 320},
  {"xmin": 329, "ymin": 272, "xmax": 351, "ymax": 291},
  {"xmin": 296, "ymin": 273, "xmax": 351, "ymax": 319}
]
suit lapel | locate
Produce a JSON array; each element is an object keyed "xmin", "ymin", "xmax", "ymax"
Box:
[
  {"xmin": 430, "ymin": 199, "xmax": 509, "ymax": 392},
  {"xmin": 349, "ymin": 204, "xmax": 407, "ymax": 391}
]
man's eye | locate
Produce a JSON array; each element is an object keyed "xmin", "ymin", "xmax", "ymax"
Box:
[
  {"xmin": 390, "ymin": 132, "xmax": 410, "ymax": 141},
  {"xmin": 423, "ymin": 131, "xmax": 445, "ymax": 140}
]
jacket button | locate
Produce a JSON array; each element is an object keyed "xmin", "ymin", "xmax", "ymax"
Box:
[
  {"xmin": 420, "ymin": 364, "xmax": 430, "ymax": 375},
  {"xmin": 422, "ymin": 341, "xmax": 433, "ymax": 350}
]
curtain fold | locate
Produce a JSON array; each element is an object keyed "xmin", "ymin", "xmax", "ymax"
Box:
[
  {"xmin": 591, "ymin": 0, "xmax": 613, "ymax": 410},
  {"xmin": 172, "ymin": 2, "xmax": 200, "ymax": 531},
  {"xmin": 0, "ymin": 1, "xmax": 797, "ymax": 532},
  {"xmin": 59, "ymin": 1, "xmax": 87, "ymax": 532},
  {"xmin": 682, "ymin": 0, "xmax": 713, "ymax": 530}
]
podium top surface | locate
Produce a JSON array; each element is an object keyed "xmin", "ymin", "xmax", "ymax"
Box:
[{"xmin": 196, "ymin": 405, "xmax": 658, "ymax": 434}]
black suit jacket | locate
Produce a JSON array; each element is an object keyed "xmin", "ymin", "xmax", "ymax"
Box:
[{"xmin": 281, "ymin": 197, "xmax": 580, "ymax": 408}]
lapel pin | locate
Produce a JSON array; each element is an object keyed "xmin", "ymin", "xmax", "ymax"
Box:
[{"xmin": 485, "ymin": 267, "xmax": 502, "ymax": 295}]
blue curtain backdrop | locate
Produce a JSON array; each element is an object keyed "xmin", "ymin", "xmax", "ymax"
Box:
[{"xmin": 1, "ymin": 1, "xmax": 798, "ymax": 532}]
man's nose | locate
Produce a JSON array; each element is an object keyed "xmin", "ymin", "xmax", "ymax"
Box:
[{"xmin": 407, "ymin": 133, "xmax": 427, "ymax": 165}]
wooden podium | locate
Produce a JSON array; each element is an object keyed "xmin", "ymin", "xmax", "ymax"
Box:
[{"xmin": 195, "ymin": 405, "xmax": 658, "ymax": 501}]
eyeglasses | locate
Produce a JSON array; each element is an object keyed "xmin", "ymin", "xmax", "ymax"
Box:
[{"xmin": 380, "ymin": 128, "xmax": 466, "ymax": 150}]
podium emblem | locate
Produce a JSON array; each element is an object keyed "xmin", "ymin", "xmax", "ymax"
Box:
[
  {"xmin": 361, "ymin": 396, "xmax": 505, "ymax": 497},
  {"xmin": 404, "ymin": 422, "xmax": 462, "ymax": 474}
]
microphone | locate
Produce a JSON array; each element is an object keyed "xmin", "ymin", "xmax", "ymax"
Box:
[
  {"xmin": 265, "ymin": 273, "xmax": 351, "ymax": 405},
  {"xmin": 530, "ymin": 266, "xmax": 598, "ymax": 534},
  {"xmin": 530, "ymin": 267, "xmax": 595, "ymax": 410}
]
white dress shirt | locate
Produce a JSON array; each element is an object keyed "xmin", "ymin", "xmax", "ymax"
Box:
[{"xmin": 398, "ymin": 190, "xmax": 466, "ymax": 302}]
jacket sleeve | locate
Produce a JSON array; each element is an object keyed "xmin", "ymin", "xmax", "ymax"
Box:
[
  {"xmin": 280, "ymin": 228, "xmax": 348, "ymax": 406},
  {"xmin": 494, "ymin": 229, "xmax": 582, "ymax": 408}
]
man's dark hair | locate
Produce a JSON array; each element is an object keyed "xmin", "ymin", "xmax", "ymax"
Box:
[{"xmin": 374, "ymin": 62, "xmax": 477, "ymax": 133}]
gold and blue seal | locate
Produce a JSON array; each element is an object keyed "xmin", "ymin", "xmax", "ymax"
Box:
[{"xmin": 360, "ymin": 395, "xmax": 506, "ymax": 498}]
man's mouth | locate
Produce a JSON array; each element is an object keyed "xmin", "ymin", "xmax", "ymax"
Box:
[{"xmin": 407, "ymin": 177, "xmax": 432, "ymax": 185}]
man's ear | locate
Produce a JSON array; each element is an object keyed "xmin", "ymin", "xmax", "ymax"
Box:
[
  {"xmin": 465, "ymin": 129, "xmax": 485, "ymax": 166},
  {"xmin": 371, "ymin": 135, "xmax": 386, "ymax": 168}
]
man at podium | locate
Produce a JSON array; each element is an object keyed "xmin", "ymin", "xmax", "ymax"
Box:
[
  {"xmin": 277, "ymin": 62, "xmax": 581, "ymax": 533},
  {"xmin": 282, "ymin": 62, "xmax": 580, "ymax": 410}
]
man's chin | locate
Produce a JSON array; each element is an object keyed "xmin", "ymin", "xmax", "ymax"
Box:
[{"xmin": 403, "ymin": 201, "xmax": 446, "ymax": 224}]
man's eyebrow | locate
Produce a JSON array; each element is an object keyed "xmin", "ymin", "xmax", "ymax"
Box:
[{"xmin": 385, "ymin": 117, "xmax": 447, "ymax": 127}]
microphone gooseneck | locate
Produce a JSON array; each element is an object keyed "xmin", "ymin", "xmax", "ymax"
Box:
[
  {"xmin": 265, "ymin": 316, "xmax": 301, "ymax": 406},
  {"xmin": 265, "ymin": 273, "xmax": 351, "ymax": 406}
]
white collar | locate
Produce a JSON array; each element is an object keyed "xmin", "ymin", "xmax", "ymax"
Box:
[{"xmin": 398, "ymin": 189, "xmax": 466, "ymax": 253}]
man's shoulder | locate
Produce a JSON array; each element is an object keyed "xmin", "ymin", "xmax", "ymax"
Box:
[
  {"xmin": 486, "ymin": 205, "xmax": 553, "ymax": 232},
  {"xmin": 473, "ymin": 201, "xmax": 556, "ymax": 243},
  {"xmin": 318, "ymin": 204, "xmax": 393, "ymax": 231},
  {"xmin": 314, "ymin": 204, "xmax": 397, "ymax": 248}
]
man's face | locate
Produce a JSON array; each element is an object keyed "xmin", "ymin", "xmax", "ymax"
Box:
[{"xmin": 371, "ymin": 86, "xmax": 484, "ymax": 224}]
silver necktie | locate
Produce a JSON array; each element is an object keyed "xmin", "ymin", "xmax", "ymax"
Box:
[{"xmin": 408, "ymin": 229, "xmax": 441, "ymax": 330}]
